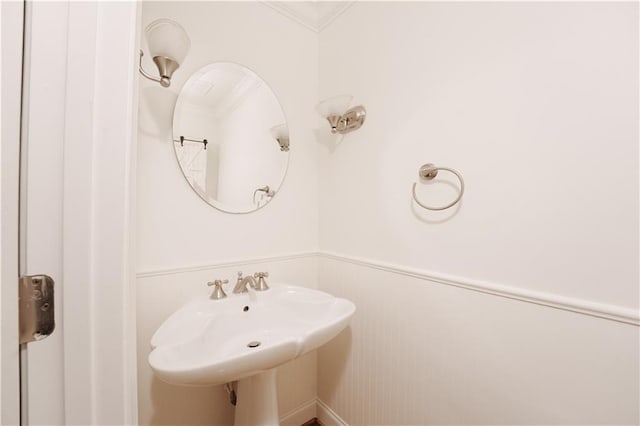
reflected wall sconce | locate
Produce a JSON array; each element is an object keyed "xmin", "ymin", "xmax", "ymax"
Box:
[
  {"xmin": 253, "ymin": 186, "xmax": 276, "ymax": 206},
  {"xmin": 139, "ymin": 19, "xmax": 191, "ymax": 88},
  {"xmin": 316, "ymin": 95, "xmax": 366, "ymax": 135},
  {"xmin": 270, "ymin": 124, "xmax": 290, "ymax": 152}
]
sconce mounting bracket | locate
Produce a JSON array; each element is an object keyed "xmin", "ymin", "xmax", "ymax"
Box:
[{"xmin": 338, "ymin": 105, "xmax": 366, "ymax": 134}]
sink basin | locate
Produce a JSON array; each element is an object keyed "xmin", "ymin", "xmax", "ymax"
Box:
[{"xmin": 149, "ymin": 283, "xmax": 356, "ymax": 386}]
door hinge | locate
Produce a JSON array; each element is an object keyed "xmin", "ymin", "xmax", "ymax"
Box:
[{"xmin": 19, "ymin": 275, "xmax": 55, "ymax": 344}]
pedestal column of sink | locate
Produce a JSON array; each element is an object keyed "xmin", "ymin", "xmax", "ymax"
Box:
[{"xmin": 234, "ymin": 369, "xmax": 278, "ymax": 426}]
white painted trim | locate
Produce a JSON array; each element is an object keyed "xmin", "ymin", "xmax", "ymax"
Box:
[
  {"xmin": 319, "ymin": 252, "xmax": 640, "ymax": 326},
  {"xmin": 278, "ymin": 398, "xmax": 346, "ymax": 426},
  {"xmin": 91, "ymin": 3, "xmax": 140, "ymax": 424},
  {"xmin": 317, "ymin": 399, "xmax": 348, "ymax": 426},
  {"xmin": 137, "ymin": 250, "xmax": 639, "ymax": 326},
  {"xmin": 316, "ymin": 2, "xmax": 354, "ymax": 32},
  {"xmin": 136, "ymin": 251, "xmax": 318, "ymax": 278},
  {"xmin": 126, "ymin": 4, "xmax": 142, "ymax": 423},
  {"xmin": 62, "ymin": 3, "xmax": 98, "ymax": 422},
  {"xmin": 261, "ymin": 1, "xmax": 354, "ymax": 33},
  {"xmin": 261, "ymin": 2, "xmax": 318, "ymax": 33},
  {"xmin": 279, "ymin": 398, "xmax": 317, "ymax": 426},
  {"xmin": 1, "ymin": 1, "xmax": 24, "ymax": 423},
  {"xmin": 62, "ymin": 2, "xmax": 139, "ymax": 424}
]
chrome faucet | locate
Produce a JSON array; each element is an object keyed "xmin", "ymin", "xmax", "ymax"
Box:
[{"xmin": 233, "ymin": 271, "xmax": 270, "ymax": 294}]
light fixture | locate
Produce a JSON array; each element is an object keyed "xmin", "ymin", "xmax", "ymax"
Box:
[
  {"xmin": 316, "ymin": 95, "xmax": 366, "ymax": 135},
  {"xmin": 253, "ymin": 186, "xmax": 276, "ymax": 206},
  {"xmin": 270, "ymin": 124, "xmax": 290, "ymax": 152},
  {"xmin": 139, "ymin": 19, "xmax": 191, "ymax": 88}
]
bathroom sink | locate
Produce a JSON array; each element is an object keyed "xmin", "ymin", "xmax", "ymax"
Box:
[{"xmin": 149, "ymin": 284, "xmax": 355, "ymax": 386}]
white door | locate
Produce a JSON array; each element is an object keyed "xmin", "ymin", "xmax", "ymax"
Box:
[
  {"xmin": 2, "ymin": 1, "xmax": 67, "ymax": 424},
  {"xmin": 3, "ymin": 2, "xmax": 140, "ymax": 424},
  {"xmin": 20, "ymin": 1, "xmax": 69, "ymax": 424}
]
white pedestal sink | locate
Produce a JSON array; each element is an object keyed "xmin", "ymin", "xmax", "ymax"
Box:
[{"xmin": 148, "ymin": 283, "xmax": 356, "ymax": 425}]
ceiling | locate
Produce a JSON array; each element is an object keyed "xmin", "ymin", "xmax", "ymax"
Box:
[{"xmin": 262, "ymin": 1, "xmax": 355, "ymax": 32}]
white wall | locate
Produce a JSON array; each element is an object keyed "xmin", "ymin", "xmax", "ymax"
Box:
[
  {"xmin": 136, "ymin": 2, "xmax": 319, "ymax": 425},
  {"xmin": 137, "ymin": 2, "xmax": 638, "ymax": 425},
  {"xmin": 318, "ymin": 1, "xmax": 638, "ymax": 308},
  {"xmin": 317, "ymin": 2, "xmax": 639, "ymax": 424},
  {"xmin": 137, "ymin": 1, "xmax": 318, "ymax": 272}
]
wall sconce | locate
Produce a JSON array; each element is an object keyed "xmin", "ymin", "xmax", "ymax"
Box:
[
  {"xmin": 316, "ymin": 95, "xmax": 366, "ymax": 135},
  {"xmin": 139, "ymin": 19, "xmax": 191, "ymax": 88},
  {"xmin": 270, "ymin": 124, "xmax": 290, "ymax": 152},
  {"xmin": 253, "ymin": 186, "xmax": 276, "ymax": 206}
]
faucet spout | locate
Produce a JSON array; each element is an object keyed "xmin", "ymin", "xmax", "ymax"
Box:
[{"xmin": 233, "ymin": 272, "xmax": 258, "ymax": 294}]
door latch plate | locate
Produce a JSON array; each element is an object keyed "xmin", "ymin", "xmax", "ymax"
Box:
[{"xmin": 19, "ymin": 275, "xmax": 55, "ymax": 344}]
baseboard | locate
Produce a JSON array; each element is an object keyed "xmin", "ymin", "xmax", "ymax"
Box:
[
  {"xmin": 316, "ymin": 399, "xmax": 348, "ymax": 426},
  {"xmin": 279, "ymin": 398, "xmax": 318, "ymax": 426},
  {"xmin": 279, "ymin": 399, "xmax": 347, "ymax": 426}
]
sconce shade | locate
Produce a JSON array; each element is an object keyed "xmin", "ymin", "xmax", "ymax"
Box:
[
  {"xmin": 145, "ymin": 19, "xmax": 191, "ymax": 64},
  {"xmin": 315, "ymin": 95, "xmax": 353, "ymax": 118},
  {"xmin": 269, "ymin": 123, "xmax": 288, "ymax": 140},
  {"xmin": 270, "ymin": 123, "xmax": 290, "ymax": 152}
]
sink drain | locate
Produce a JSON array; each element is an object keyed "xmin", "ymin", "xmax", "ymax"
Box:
[{"xmin": 247, "ymin": 341, "xmax": 261, "ymax": 348}]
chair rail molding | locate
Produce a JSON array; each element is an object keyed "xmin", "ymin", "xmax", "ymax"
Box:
[
  {"xmin": 136, "ymin": 251, "xmax": 318, "ymax": 278},
  {"xmin": 136, "ymin": 251, "xmax": 638, "ymax": 326},
  {"xmin": 318, "ymin": 251, "xmax": 640, "ymax": 326}
]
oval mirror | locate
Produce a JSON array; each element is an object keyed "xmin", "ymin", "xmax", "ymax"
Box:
[{"xmin": 173, "ymin": 63, "xmax": 290, "ymax": 213}]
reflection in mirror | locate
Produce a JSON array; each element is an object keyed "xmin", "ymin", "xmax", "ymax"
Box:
[{"xmin": 173, "ymin": 62, "xmax": 289, "ymax": 213}]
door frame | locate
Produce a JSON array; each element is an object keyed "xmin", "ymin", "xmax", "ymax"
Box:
[
  {"xmin": 60, "ymin": 2, "xmax": 140, "ymax": 424},
  {"xmin": 1, "ymin": 1, "xmax": 25, "ymax": 423},
  {"xmin": 2, "ymin": 2, "xmax": 140, "ymax": 424}
]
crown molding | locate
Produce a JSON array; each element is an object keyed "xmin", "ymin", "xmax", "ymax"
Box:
[
  {"xmin": 262, "ymin": 1, "xmax": 355, "ymax": 33},
  {"xmin": 315, "ymin": 1, "xmax": 354, "ymax": 31}
]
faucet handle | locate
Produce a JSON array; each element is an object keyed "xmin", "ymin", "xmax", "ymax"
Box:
[
  {"xmin": 253, "ymin": 272, "xmax": 270, "ymax": 291},
  {"xmin": 207, "ymin": 279, "xmax": 229, "ymax": 300},
  {"xmin": 207, "ymin": 279, "xmax": 229, "ymax": 286}
]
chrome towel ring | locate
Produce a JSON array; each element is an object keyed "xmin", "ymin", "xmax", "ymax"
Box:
[{"xmin": 411, "ymin": 163, "xmax": 465, "ymax": 211}]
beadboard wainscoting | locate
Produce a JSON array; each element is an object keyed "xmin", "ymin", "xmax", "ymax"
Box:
[
  {"xmin": 317, "ymin": 255, "xmax": 639, "ymax": 425},
  {"xmin": 315, "ymin": 3, "xmax": 638, "ymax": 423},
  {"xmin": 137, "ymin": 251, "xmax": 638, "ymax": 425}
]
